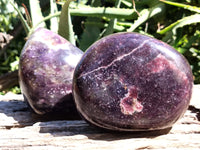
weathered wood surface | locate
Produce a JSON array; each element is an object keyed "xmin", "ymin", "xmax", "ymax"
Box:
[{"xmin": 0, "ymin": 85, "xmax": 200, "ymax": 150}]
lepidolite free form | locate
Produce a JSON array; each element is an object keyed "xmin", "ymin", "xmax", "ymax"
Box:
[{"xmin": 73, "ymin": 32, "xmax": 193, "ymax": 131}]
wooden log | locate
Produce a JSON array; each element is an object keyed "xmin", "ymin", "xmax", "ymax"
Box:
[
  {"xmin": 0, "ymin": 70, "xmax": 19, "ymax": 91},
  {"xmin": 0, "ymin": 85, "xmax": 200, "ymax": 149}
]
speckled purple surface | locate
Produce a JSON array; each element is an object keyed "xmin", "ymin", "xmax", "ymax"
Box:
[
  {"xmin": 19, "ymin": 28, "xmax": 83, "ymax": 114},
  {"xmin": 73, "ymin": 32, "xmax": 193, "ymax": 131}
]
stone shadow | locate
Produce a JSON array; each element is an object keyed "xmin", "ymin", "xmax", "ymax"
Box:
[
  {"xmin": 38, "ymin": 118, "xmax": 172, "ymax": 141},
  {"xmin": 188, "ymin": 105, "xmax": 200, "ymax": 121},
  {"xmin": 0, "ymin": 94, "xmax": 81, "ymax": 128},
  {"xmin": 0, "ymin": 94, "xmax": 171, "ymax": 141}
]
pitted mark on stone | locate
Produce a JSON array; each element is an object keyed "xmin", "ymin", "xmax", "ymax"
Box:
[
  {"xmin": 120, "ymin": 86, "xmax": 143, "ymax": 115},
  {"xmin": 78, "ymin": 39, "xmax": 152, "ymax": 79}
]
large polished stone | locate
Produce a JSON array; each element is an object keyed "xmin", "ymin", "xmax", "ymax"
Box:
[{"xmin": 73, "ymin": 32, "xmax": 193, "ymax": 131}]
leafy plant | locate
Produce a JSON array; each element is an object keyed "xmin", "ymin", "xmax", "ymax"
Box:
[
  {"xmin": 0, "ymin": 0, "xmax": 24, "ymax": 75},
  {"xmin": 0, "ymin": 0, "xmax": 19, "ymax": 32},
  {"xmin": 158, "ymin": 0, "xmax": 200, "ymax": 83}
]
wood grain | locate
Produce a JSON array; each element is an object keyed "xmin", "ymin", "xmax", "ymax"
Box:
[{"xmin": 0, "ymin": 85, "xmax": 200, "ymax": 150}]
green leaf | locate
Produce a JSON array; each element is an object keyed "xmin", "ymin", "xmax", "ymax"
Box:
[
  {"xmin": 121, "ymin": 0, "xmax": 132, "ymax": 7},
  {"xmin": 70, "ymin": 7, "xmax": 137, "ymax": 19},
  {"xmin": 58, "ymin": 0, "xmax": 76, "ymax": 45},
  {"xmin": 127, "ymin": 3, "xmax": 165, "ymax": 32},
  {"xmin": 26, "ymin": 6, "xmax": 138, "ymax": 31},
  {"xmin": 160, "ymin": 0, "xmax": 200, "ymax": 13},
  {"xmin": 158, "ymin": 14, "xmax": 200, "ymax": 34},
  {"xmin": 103, "ymin": 0, "xmax": 122, "ymax": 36},
  {"xmin": 29, "ymin": 0, "xmax": 46, "ymax": 28},
  {"xmin": 79, "ymin": 18, "xmax": 101, "ymax": 51}
]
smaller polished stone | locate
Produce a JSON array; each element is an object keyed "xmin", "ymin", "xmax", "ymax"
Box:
[{"xmin": 19, "ymin": 28, "xmax": 83, "ymax": 114}]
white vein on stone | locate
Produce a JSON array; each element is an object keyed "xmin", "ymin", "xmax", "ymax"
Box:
[{"xmin": 78, "ymin": 39, "xmax": 151, "ymax": 79}]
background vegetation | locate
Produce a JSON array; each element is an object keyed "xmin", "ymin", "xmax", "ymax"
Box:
[{"xmin": 0, "ymin": 0, "xmax": 200, "ymax": 94}]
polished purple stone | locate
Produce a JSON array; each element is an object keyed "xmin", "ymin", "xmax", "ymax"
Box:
[
  {"xmin": 19, "ymin": 28, "xmax": 83, "ymax": 114},
  {"xmin": 73, "ymin": 32, "xmax": 193, "ymax": 131}
]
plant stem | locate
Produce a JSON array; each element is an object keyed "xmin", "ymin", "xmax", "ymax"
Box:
[
  {"xmin": 10, "ymin": 1, "xmax": 31, "ymax": 35},
  {"xmin": 29, "ymin": 12, "xmax": 61, "ymax": 36}
]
